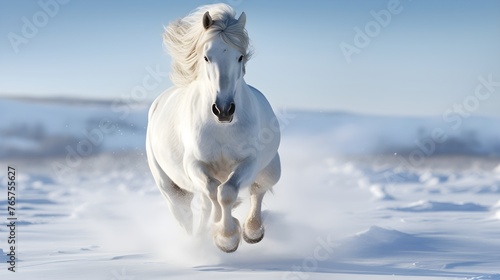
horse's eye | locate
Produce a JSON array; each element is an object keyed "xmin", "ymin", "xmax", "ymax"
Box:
[
  {"xmin": 204, "ymin": 56, "xmax": 209, "ymax": 62},
  {"xmin": 238, "ymin": 55, "xmax": 244, "ymax": 63}
]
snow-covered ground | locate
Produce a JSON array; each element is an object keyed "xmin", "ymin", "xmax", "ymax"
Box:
[{"xmin": 1, "ymin": 97, "xmax": 500, "ymax": 279}]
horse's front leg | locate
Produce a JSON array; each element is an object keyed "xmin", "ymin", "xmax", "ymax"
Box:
[
  {"xmin": 214, "ymin": 158, "xmax": 258, "ymax": 252},
  {"xmin": 185, "ymin": 159, "xmax": 222, "ymax": 224}
]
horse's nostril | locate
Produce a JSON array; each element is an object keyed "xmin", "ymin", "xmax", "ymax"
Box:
[
  {"xmin": 212, "ymin": 103, "xmax": 220, "ymax": 116},
  {"xmin": 228, "ymin": 103, "xmax": 236, "ymax": 116}
]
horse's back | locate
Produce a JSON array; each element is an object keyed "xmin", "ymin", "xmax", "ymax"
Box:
[
  {"xmin": 248, "ymin": 85, "xmax": 279, "ymax": 124},
  {"xmin": 148, "ymin": 87, "xmax": 179, "ymax": 121},
  {"xmin": 248, "ymin": 84, "xmax": 281, "ymax": 143}
]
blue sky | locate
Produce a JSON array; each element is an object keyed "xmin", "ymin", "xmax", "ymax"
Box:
[{"xmin": 1, "ymin": 0, "xmax": 499, "ymax": 116}]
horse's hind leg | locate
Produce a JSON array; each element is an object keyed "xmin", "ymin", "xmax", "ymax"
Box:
[
  {"xmin": 243, "ymin": 185, "xmax": 266, "ymax": 243},
  {"xmin": 159, "ymin": 180, "xmax": 194, "ymax": 234},
  {"xmin": 193, "ymin": 193, "xmax": 212, "ymax": 234},
  {"xmin": 243, "ymin": 153, "xmax": 281, "ymax": 244},
  {"xmin": 147, "ymin": 150, "xmax": 194, "ymax": 233}
]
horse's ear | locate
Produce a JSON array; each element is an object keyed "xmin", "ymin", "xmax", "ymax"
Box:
[
  {"xmin": 237, "ymin": 12, "xmax": 246, "ymax": 27},
  {"xmin": 203, "ymin": 11, "xmax": 213, "ymax": 30}
]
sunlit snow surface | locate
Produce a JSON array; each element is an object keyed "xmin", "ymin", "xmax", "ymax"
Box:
[{"xmin": 1, "ymin": 98, "xmax": 500, "ymax": 280}]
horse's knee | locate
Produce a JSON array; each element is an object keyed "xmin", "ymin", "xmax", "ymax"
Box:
[
  {"xmin": 206, "ymin": 178, "xmax": 219, "ymax": 200},
  {"xmin": 218, "ymin": 183, "xmax": 238, "ymax": 207}
]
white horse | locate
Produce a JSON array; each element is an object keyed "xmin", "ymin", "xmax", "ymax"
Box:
[{"xmin": 146, "ymin": 4, "xmax": 281, "ymax": 253}]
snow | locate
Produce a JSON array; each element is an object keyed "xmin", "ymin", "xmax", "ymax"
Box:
[{"xmin": 1, "ymin": 97, "xmax": 500, "ymax": 279}]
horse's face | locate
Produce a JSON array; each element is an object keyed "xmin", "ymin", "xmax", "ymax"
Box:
[
  {"xmin": 200, "ymin": 12, "xmax": 246, "ymax": 123},
  {"xmin": 201, "ymin": 37, "xmax": 244, "ymax": 123}
]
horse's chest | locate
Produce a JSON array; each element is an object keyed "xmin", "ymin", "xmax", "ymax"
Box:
[
  {"xmin": 198, "ymin": 137, "xmax": 239, "ymax": 162},
  {"xmin": 195, "ymin": 137, "xmax": 242, "ymax": 180},
  {"xmin": 194, "ymin": 126, "xmax": 247, "ymax": 165}
]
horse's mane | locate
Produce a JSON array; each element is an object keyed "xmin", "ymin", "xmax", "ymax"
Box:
[{"xmin": 163, "ymin": 4, "xmax": 252, "ymax": 87}]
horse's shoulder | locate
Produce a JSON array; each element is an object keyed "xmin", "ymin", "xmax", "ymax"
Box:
[
  {"xmin": 247, "ymin": 84, "xmax": 263, "ymax": 96},
  {"xmin": 150, "ymin": 87, "xmax": 182, "ymax": 110},
  {"xmin": 158, "ymin": 87, "xmax": 182, "ymax": 103},
  {"xmin": 246, "ymin": 85, "xmax": 273, "ymax": 110}
]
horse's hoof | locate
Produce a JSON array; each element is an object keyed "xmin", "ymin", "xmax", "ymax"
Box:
[
  {"xmin": 216, "ymin": 242, "xmax": 239, "ymax": 253},
  {"xmin": 213, "ymin": 219, "xmax": 241, "ymax": 253},
  {"xmin": 214, "ymin": 232, "xmax": 240, "ymax": 253},
  {"xmin": 243, "ymin": 224, "xmax": 264, "ymax": 244}
]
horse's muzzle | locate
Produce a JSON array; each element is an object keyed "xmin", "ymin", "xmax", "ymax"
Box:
[{"xmin": 212, "ymin": 102, "xmax": 235, "ymax": 123}]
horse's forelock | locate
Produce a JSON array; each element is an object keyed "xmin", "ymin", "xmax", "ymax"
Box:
[{"xmin": 163, "ymin": 4, "xmax": 251, "ymax": 87}]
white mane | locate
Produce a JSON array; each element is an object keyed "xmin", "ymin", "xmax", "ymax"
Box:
[{"xmin": 163, "ymin": 3, "xmax": 252, "ymax": 87}]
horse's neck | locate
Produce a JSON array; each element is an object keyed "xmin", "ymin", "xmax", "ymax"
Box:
[{"xmin": 186, "ymin": 81, "xmax": 212, "ymax": 110}]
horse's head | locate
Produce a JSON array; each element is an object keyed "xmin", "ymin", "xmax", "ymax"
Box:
[{"xmin": 199, "ymin": 11, "xmax": 249, "ymax": 123}]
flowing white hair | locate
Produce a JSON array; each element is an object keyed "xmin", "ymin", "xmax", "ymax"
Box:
[{"xmin": 163, "ymin": 3, "xmax": 252, "ymax": 87}]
